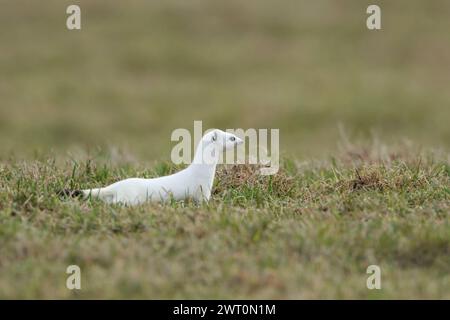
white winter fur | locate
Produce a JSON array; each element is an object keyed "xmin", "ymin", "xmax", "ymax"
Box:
[{"xmin": 82, "ymin": 130, "xmax": 243, "ymax": 205}]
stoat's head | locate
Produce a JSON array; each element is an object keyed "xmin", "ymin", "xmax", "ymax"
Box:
[{"xmin": 205, "ymin": 129, "xmax": 243, "ymax": 151}]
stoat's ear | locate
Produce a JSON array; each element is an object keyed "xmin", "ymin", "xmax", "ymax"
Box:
[{"xmin": 211, "ymin": 131, "xmax": 217, "ymax": 142}]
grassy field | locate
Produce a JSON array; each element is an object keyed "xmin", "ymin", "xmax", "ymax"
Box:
[
  {"xmin": 0, "ymin": 143, "xmax": 449, "ymax": 299},
  {"xmin": 0, "ymin": 1, "xmax": 449, "ymax": 299}
]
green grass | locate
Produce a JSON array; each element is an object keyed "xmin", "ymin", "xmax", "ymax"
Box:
[
  {"xmin": 1, "ymin": 1, "xmax": 450, "ymax": 159},
  {"xmin": 0, "ymin": 143, "xmax": 448, "ymax": 299},
  {"xmin": 0, "ymin": 1, "xmax": 449, "ymax": 299}
]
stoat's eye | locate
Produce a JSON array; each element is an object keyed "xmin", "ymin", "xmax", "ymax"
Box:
[
  {"xmin": 212, "ymin": 135, "xmax": 216, "ymax": 141},
  {"xmin": 230, "ymin": 136, "xmax": 236, "ymax": 141}
]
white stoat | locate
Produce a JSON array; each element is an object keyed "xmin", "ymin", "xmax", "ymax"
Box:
[{"xmin": 65, "ymin": 130, "xmax": 243, "ymax": 205}]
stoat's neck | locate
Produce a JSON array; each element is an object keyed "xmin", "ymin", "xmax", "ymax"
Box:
[{"xmin": 188, "ymin": 139, "xmax": 219, "ymax": 181}]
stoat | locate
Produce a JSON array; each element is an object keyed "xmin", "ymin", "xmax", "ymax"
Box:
[{"xmin": 60, "ymin": 129, "xmax": 243, "ymax": 205}]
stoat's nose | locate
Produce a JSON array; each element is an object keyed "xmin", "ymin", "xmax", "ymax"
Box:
[{"xmin": 237, "ymin": 137, "xmax": 244, "ymax": 145}]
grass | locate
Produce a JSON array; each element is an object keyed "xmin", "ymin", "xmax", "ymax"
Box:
[
  {"xmin": 1, "ymin": 1, "xmax": 450, "ymax": 159},
  {"xmin": 0, "ymin": 143, "xmax": 448, "ymax": 299},
  {"xmin": 0, "ymin": 0, "xmax": 449, "ymax": 299}
]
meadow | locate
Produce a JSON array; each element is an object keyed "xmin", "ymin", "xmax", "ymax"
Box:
[{"xmin": 0, "ymin": 1, "xmax": 449, "ymax": 298}]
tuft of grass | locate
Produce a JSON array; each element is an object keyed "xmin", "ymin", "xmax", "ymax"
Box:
[{"xmin": 214, "ymin": 164, "xmax": 297, "ymax": 206}]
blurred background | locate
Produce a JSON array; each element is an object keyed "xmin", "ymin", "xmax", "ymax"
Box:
[{"xmin": 0, "ymin": 0, "xmax": 449, "ymax": 161}]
